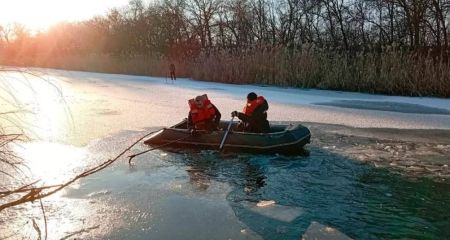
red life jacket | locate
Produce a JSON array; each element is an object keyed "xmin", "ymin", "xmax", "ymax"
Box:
[
  {"xmin": 243, "ymin": 96, "xmax": 266, "ymax": 116},
  {"xmin": 189, "ymin": 95, "xmax": 216, "ymax": 129}
]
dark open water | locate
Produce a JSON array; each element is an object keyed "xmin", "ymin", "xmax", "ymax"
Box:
[{"xmin": 61, "ymin": 130, "xmax": 450, "ymax": 239}]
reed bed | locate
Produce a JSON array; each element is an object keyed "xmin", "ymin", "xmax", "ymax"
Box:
[
  {"xmin": 2, "ymin": 47, "xmax": 449, "ymax": 97},
  {"xmin": 190, "ymin": 47, "xmax": 450, "ymax": 97},
  {"xmin": 3, "ymin": 54, "xmax": 191, "ymax": 78}
]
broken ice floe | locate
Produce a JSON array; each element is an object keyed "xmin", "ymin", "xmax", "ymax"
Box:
[
  {"xmin": 87, "ymin": 190, "xmax": 111, "ymax": 198},
  {"xmin": 302, "ymin": 221, "xmax": 352, "ymax": 240},
  {"xmin": 256, "ymin": 200, "xmax": 276, "ymax": 207},
  {"xmin": 240, "ymin": 201, "xmax": 303, "ymax": 222}
]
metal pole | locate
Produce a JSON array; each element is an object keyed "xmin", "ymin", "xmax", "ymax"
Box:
[{"xmin": 219, "ymin": 117, "xmax": 234, "ymax": 150}]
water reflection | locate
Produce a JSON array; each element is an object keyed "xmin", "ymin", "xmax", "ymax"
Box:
[{"xmin": 179, "ymin": 151, "xmax": 268, "ymax": 196}]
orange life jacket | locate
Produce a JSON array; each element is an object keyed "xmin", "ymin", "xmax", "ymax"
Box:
[
  {"xmin": 243, "ymin": 96, "xmax": 266, "ymax": 116},
  {"xmin": 189, "ymin": 95, "xmax": 216, "ymax": 129}
]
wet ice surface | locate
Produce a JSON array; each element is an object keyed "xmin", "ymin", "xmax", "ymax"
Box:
[
  {"xmin": 1, "ymin": 68, "xmax": 450, "ymax": 239},
  {"xmin": 33, "ymin": 69, "xmax": 450, "ymax": 145}
]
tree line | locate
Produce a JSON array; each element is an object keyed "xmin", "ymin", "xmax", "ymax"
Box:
[
  {"xmin": 1, "ymin": 0, "xmax": 449, "ymax": 58},
  {"xmin": 0, "ymin": 0, "xmax": 449, "ymax": 96}
]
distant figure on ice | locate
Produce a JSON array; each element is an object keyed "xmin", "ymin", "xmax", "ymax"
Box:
[
  {"xmin": 231, "ymin": 92, "xmax": 270, "ymax": 133},
  {"xmin": 169, "ymin": 63, "xmax": 176, "ymax": 81},
  {"xmin": 188, "ymin": 94, "xmax": 221, "ymax": 135}
]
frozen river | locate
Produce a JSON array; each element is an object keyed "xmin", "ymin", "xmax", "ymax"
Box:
[{"xmin": 1, "ymin": 68, "xmax": 450, "ymax": 239}]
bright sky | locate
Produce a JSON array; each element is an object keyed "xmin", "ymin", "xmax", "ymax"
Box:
[{"xmin": 0, "ymin": 0, "xmax": 133, "ymax": 31}]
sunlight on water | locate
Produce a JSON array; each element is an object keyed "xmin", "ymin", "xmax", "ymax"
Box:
[
  {"xmin": 16, "ymin": 141, "xmax": 88, "ymax": 185},
  {"xmin": 0, "ymin": 71, "xmax": 75, "ymax": 142},
  {"xmin": 20, "ymin": 77, "xmax": 71, "ymax": 142},
  {"xmin": 2, "ymin": 141, "xmax": 103, "ymax": 240}
]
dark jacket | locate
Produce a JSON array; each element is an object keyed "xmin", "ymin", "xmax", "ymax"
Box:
[
  {"xmin": 237, "ymin": 100, "xmax": 270, "ymax": 133},
  {"xmin": 188, "ymin": 104, "xmax": 221, "ymax": 131}
]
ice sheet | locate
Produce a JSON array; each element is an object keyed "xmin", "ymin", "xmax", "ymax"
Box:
[{"xmin": 2, "ymin": 68, "xmax": 450, "ymax": 146}]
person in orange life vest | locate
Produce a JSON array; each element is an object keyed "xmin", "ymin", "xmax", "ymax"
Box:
[
  {"xmin": 187, "ymin": 94, "xmax": 221, "ymax": 134},
  {"xmin": 231, "ymin": 92, "xmax": 270, "ymax": 133}
]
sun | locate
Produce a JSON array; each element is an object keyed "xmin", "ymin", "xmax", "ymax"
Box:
[{"xmin": 0, "ymin": 0, "xmax": 130, "ymax": 31}]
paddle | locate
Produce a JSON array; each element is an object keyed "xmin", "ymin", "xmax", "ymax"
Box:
[{"xmin": 219, "ymin": 116, "xmax": 235, "ymax": 150}]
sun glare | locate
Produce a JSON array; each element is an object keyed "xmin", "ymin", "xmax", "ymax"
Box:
[
  {"xmin": 16, "ymin": 141, "xmax": 88, "ymax": 185},
  {"xmin": 4, "ymin": 72, "xmax": 71, "ymax": 141},
  {"xmin": 0, "ymin": 71, "xmax": 88, "ymax": 184},
  {"xmin": 0, "ymin": 0, "xmax": 130, "ymax": 31}
]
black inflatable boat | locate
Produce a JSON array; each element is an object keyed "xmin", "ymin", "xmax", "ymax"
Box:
[{"xmin": 144, "ymin": 119, "xmax": 311, "ymax": 154}]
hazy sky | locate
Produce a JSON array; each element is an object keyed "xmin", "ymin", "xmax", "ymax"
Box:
[{"xmin": 0, "ymin": 0, "xmax": 136, "ymax": 31}]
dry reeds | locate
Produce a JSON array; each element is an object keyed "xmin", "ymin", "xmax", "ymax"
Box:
[
  {"xmin": 2, "ymin": 47, "xmax": 449, "ymax": 97},
  {"xmin": 189, "ymin": 47, "xmax": 450, "ymax": 97}
]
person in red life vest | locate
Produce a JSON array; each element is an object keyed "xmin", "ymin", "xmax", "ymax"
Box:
[
  {"xmin": 187, "ymin": 94, "xmax": 221, "ymax": 135},
  {"xmin": 231, "ymin": 92, "xmax": 270, "ymax": 133}
]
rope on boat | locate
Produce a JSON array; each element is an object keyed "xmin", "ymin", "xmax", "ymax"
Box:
[{"xmin": 128, "ymin": 135, "xmax": 191, "ymax": 164}]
